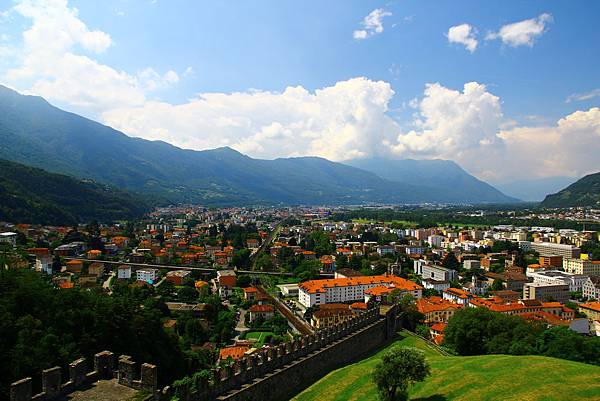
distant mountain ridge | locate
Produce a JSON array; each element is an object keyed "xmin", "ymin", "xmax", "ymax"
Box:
[
  {"xmin": 0, "ymin": 85, "xmax": 515, "ymax": 205},
  {"xmin": 0, "ymin": 159, "xmax": 147, "ymax": 225},
  {"xmin": 495, "ymin": 177, "xmax": 577, "ymax": 202},
  {"xmin": 347, "ymin": 157, "xmax": 518, "ymax": 204},
  {"xmin": 541, "ymin": 172, "xmax": 600, "ymax": 207}
]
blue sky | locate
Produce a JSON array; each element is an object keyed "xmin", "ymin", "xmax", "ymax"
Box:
[{"xmin": 0, "ymin": 0, "xmax": 599, "ymax": 183}]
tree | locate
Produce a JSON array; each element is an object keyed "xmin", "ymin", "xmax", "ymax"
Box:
[
  {"xmin": 373, "ymin": 346, "xmax": 431, "ymax": 401},
  {"xmin": 490, "ymin": 278, "xmax": 504, "ymax": 292},
  {"xmin": 441, "ymin": 252, "xmax": 460, "ymax": 271}
]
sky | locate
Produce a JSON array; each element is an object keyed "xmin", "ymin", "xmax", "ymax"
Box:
[{"xmin": 0, "ymin": 0, "xmax": 599, "ymax": 184}]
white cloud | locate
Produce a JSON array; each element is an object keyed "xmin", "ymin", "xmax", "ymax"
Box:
[
  {"xmin": 102, "ymin": 77, "xmax": 400, "ymax": 161},
  {"xmin": 566, "ymin": 88, "xmax": 600, "ymax": 103},
  {"xmin": 486, "ymin": 13, "xmax": 552, "ymax": 47},
  {"xmin": 353, "ymin": 8, "xmax": 392, "ymax": 40},
  {"xmin": 2, "ymin": 0, "xmax": 180, "ymax": 112},
  {"xmin": 447, "ymin": 23, "xmax": 478, "ymax": 52}
]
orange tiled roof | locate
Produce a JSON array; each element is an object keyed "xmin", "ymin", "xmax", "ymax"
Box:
[
  {"xmin": 365, "ymin": 285, "xmax": 393, "ymax": 296},
  {"xmin": 243, "ymin": 287, "xmax": 258, "ymax": 293},
  {"xmin": 219, "ymin": 346, "xmax": 249, "ymax": 361},
  {"xmin": 580, "ymin": 301, "xmax": 600, "ymax": 313},
  {"xmin": 299, "ymin": 275, "xmax": 422, "ymax": 294},
  {"xmin": 416, "ymin": 297, "xmax": 462, "ymax": 313},
  {"xmin": 351, "ymin": 302, "xmax": 368, "ymax": 310},
  {"xmin": 249, "ymin": 304, "xmax": 274, "ymax": 313}
]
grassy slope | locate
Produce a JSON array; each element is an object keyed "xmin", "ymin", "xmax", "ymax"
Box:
[{"xmin": 292, "ymin": 332, "xmax": 600, "ymax": 401}]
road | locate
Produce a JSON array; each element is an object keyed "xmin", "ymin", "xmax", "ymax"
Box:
[
  {"xmin": 256, "ymin": 285, "xmax": 314, "ymax": 335},
  {"xmin": 250, "ymin": 223, "xmax": 282, "ymax": 271},
  {"xmin": 64, "ymin": 257, "xmax": 294, "ymax": 276},
  {"xmin": 102, "ymin": 271, "xmax": 115, "ymax": 295},
  {"xmin": 234, "ymin": 308, "xmax": 249, "ymax": 340}
]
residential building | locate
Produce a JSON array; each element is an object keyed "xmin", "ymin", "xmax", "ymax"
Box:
[
  {"xmin": 442, "ymin": 288, "xmax": 473, "ymax": 305},
  {"xmin": 416, "ymin": 297, "xmax": 462, "ymax": 324},
  {"xmin": 414, "ymin": 260, "xmax": 458, "ymax": 282},
  {"xmin": 377, "ymin": 245, "xmax": 395, "ymax": 256},
  {"xmin": 579, "ymin": 302, "xmax": 600, "ymax": 322},
  {"xmin": 277, "ymin": 283, "xmax": 299, "ymax": 297},
  {"xmin": 298, "ymin": 274, "xmax": 422, "ymax": 308},
  {"xmin": 117, "ymin": 264, "xmax": 131, "ymax": 280},
  {"xmin": 136, "ymin": 268, "xmax": 159, "ymax": 283},
  {"xmin": 166, "ymin": 270, "xmax": 191, "ymax": 285},
  {"xmin": 88, "ymin": 262, "xmax": 105, "ymax": 277},
  {"xmin": 427, "ymin": 235, "xmax": 444, "ymax": 248},
  {"xmin": 422, "ymin": 279, "xmax": 450, "ymax": 292},
  {"xmin": 523, "ymin": 282, "xmax": 569, "ymax": 303},
  {"xmin": 405, "ymin": 246, "xmax": 425, "ymax": 255},
  {"xmin": 582, "ymin": 277, "xmax": 600, "ymax": 300},
  {"xmin": 311, "ymin": 304, "xmax": 356, "ymax": 329},
  {"xmin": 528, "ymin": 270, "xmax": 588, "ymax": 292},
  {"xmin": 539, "ymin": 256, "xmax": 563, "ymax": 268},
  {"xmin": 248, "ymin": 304, "xmax": 274, "ymax": 322},
  {"xmin": 243, "ymin": 287, "xmax": 259, "ymax": 300},
  {"xmin": 563, "ymin": 258, "xmax": 600, "ymax": 276},
  {"xmin": 523, "ymin": 241, "xmax": 581, "ymax": 259},
  {"xmin": 33, "ymin": 251, "xmax": 53, "ymax": 275},
  {"xmin": 217, "ymin": 270, "xmax": 237, "ymax": 299},
  {"xmin": 0, "ymin": 232, "xmax": 17, "ymax": 247},
  {"xmin": 463, "ymin": 259, "xmax": 481, "ymax": 270},
  {"xmin": 65, "ymin": 260, "xmax": 83, "ymax": 274}
]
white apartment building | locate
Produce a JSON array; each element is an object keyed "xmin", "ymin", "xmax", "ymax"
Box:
[
  {"xmin": 298, "ymin": 275, "xmax": 422, "ymax": 308},
  {"xmin": 117, "ymin": 265, "xmax": 132, "ymax": 280},
  {"xmin": 414, "ymin": 260, "xmax": 458, "ymax": 282},
  {"xmin": 427, "ymin": 235, "xmax": 444, "ymax": 248},
  {"xmin": 0, "ymin": 232, "xmax": 17, "ymax": 247},
  {"xmin": 582, "ymin": 277, "xmax": 600, "ymax": 300},
  {"xmin": 528, "ymin": 270, "xmax": 588, "ymax": 292},
  {"xmin": 563, "ymin": 258, "xmax": 600, "ymax": 276},
  {"xmin": 463, "ymin": 259, "xmax": 481, "ymax": 270},
  {"xmin": 35, "ymin": 255, "xmax": 53, "ymax": 275},
  {"xmin": 136, "ymin": 268, "xmax": 159, "ymax": 283},
  {"xmin": 521, "ymin": 241, "xmax": 581, "ymax": 259}
]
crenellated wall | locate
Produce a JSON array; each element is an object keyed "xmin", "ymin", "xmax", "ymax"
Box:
[
  {"xmin": 9, "ymin": 351, "xmax": 157, "ymax": 401},
  {"xmin": 173, "ymin": 305, "xmax": 400, "ymax": 401}
]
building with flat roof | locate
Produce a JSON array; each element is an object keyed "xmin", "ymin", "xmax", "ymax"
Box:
[
  {"xmin": 563, "ymin": 258, "xmax": 600, "ymax": 276},
  {"xmin": 527, "ymin": 270, "xmax": 588, "ymax": 292},
  {"xmin": 522, "ymin": 241, "xmax": 580, "ymax": 259},
  {"xmin": 523, "ymin": 282, "xmax": 569, "ymax": 303}
]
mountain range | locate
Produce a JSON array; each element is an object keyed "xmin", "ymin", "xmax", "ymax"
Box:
[
  {"xmin": 346, "ymin": 158, "xmax": 516, "ymax": 204},
  {"xmin": 0, "ymin": 85, "xmax": 517, "ymax": 208},
  {"xmin": 541, "ymin": 172, "xmax": 600, "ymax": 208}
]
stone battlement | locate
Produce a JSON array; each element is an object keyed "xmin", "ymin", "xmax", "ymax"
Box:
[
  {"xmin": 172, "ymin": 306, "xmax": 385, "ymax": 400},
  {"xmin": 10, "ymin": 351, "xmax": 157, "ymax": 401}
]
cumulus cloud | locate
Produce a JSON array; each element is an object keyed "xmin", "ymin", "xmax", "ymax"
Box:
[
  {"xmin": 486, "ymin": 13, "xmax": 552, "ymax": 47},
  {"xmin": 2, "ymin": 0, "xmax": 180, "ymax": 111},
  {"xmin": 447, "ymin": 24, "xmax": 478, "ymax": 52},
  {"xmin": 102, "ymin": 77, "xmax": 401, "ymax": 161},
  {"xmin": 353, "ymin": 8, "xmax": 392, "ymax": 40},
  {"xmin": 566, "ymin": 88, "xmax": 600, "ymax": 103}
]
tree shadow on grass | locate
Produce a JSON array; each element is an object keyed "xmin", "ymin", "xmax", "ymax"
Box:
[{"xmin": 411, "ymin": 395, "xmax": 448, "ymax": 401}]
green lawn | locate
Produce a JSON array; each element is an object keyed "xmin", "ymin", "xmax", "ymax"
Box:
[
  {"xmin": 244, "ymin": 331, "xmax": 274, "ymax": 346},
  {"xmin": 292, "ymin": 331, "xmax": 600, "ymax": 401}
]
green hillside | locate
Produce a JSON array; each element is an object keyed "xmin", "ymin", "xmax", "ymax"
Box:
[
  {"xmin": 541, "ymin": 172, "xmax": 600, "ymax": 208},
  {"xmin": 0, "ymin": 159, "xmax": 148, "ymax": 225},
  {"xmin": 293, "ymin": 331, "xmax": 600, "ymax": 401}
]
